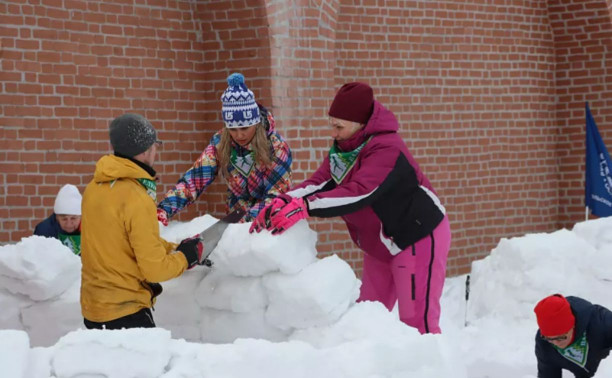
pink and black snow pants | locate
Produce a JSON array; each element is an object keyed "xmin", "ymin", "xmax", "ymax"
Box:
[{"xmin": 357, "ymin": 215, "xmax": 451, "ymax": 334}]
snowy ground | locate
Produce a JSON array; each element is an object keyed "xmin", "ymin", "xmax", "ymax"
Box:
[{"xmin": 1, "ymin": 215, "xmax": 612, "ymax": 378}]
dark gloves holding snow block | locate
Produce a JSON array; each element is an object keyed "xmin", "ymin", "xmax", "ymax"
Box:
[{"xmin": 176, "ymin": 236, "xmax": 204, "ymax": 269}]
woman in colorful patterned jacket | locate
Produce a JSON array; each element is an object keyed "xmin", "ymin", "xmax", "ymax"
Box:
[
  {"xmin": 252, "ymin": 82, "xmax": 451, "ymax": 334},
  {"xmin": 157, "ymin": 73, "xmax": 292, "ymax": 225}
]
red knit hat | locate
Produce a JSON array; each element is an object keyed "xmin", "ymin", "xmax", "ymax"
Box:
[
  {"xmin": 328, "ymin": 82, "xmax": 374, "ymax": 124},
  {"xmin": 534, "ymin": 294, "xmax": 575, "ymax": 337}
]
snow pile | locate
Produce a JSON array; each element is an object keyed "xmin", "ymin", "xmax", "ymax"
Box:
[
  {"xmin": 0, "ymin": 215, "xmax": 463, "ymax": 378},
  {"xmin": 2, "ymin": 215, "xmax": 612, "ymax": 377},
  {"xmin": 160, "ymin": 218, "xmax": 360, "ymax": 343},
  {"xmin": 468, "ymin": 217, "xmax": 612, "ymax": 321},
  {"xmin": 0, "ymin": 236, "xmax": 82, "ymax": 346},
  {"xmin": 0, "ymin": 216, "xmax": 360, "ymax": 347},
  {"xmin": 0, "ymin": 330, "xmax": 29, "ymax": 378},
  {"xmin": 201, "ymin": 221, "xmax": 359, "ymax": 341},
  {"xmin": 52, "ymin": 328, "xmax": 173, "ymax": 377},
  {"xmin": 12, "ymin": 302, "xmax": 462, "ymax": 378},
  {"xmin": 453, "ymin": 216, "xmax": 612, "ymax": 377},
  {"xmin": 290, "ymin": 301, "xmax": 461, "ymax": 377},
  {"xmin": 572, "ymin": 216, "xmax": 612, "ymax": 258}
]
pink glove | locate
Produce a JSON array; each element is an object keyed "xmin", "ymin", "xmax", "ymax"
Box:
[
  {"xmin": 157, "ymin": 208, "xmax": 169, "ymax": 226},
  {"xmin": 268, "ymin": 197, "xmax": 308, "ymax": 235},
  {"xmin": 249, "ymin": 194, "xmax": 292, "ymax": 233}
]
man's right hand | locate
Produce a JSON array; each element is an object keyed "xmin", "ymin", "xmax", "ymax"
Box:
[
  {"xmin": 176, "ymin": 236, "xmax": 204, "ymax": 269},
  {"xmin": 157, "ymin": 208, "xmax": 169, "ymax": 226}
]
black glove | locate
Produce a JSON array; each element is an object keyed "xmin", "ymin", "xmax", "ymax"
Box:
[
  {"xmin": 176, "ymin": 236, "xmax": 204, "ymax": 269},
  {"xmin": 145, "ymin": 282, "xmax": 163, "ymax": 299}
]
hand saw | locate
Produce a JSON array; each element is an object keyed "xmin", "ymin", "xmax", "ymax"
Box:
[{"xmin": 197, "ymin": 209, "xmax": 245, "ymax": 266}]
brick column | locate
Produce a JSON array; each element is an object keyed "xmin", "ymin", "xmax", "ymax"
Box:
[{"xmin": 262, "ymin": 0, "xmax": 365, "ymax": 271}]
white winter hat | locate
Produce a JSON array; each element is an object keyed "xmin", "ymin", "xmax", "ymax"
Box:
[{"xmin": 53, "ymin": 184, "xmax": 82, "ymax": 215}]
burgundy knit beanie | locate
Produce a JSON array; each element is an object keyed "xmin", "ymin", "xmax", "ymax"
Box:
[
  {"xmin": 328, "ymin": 82, "xmax": 374, "ymax": 124},
  {"xmin": 534, "ymin": 294, "xmax": 575, "ymax": 337}
]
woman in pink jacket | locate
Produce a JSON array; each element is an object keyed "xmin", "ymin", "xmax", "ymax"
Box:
[{"xmin": 252, "ymin": 82, "xmax": 451, "ymax": 334}]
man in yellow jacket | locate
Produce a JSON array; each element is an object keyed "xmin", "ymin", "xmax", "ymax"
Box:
[{"xmin": 81, "ymin": 113, "xmax": 204, "ymax": 329}]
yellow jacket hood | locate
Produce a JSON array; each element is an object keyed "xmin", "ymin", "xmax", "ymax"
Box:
[{"xmin": 93, "ymin": 154, "xmax": 154, "ymax": 183}]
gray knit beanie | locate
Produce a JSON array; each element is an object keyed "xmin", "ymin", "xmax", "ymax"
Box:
[{"xmin": 109, "ymin": 113, "xmax": 157, "ymax": 157}]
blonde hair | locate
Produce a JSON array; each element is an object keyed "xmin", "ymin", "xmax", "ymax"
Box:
[{"xmin": 217, "ymin": 122, "xmax": 273, "ymax": 178}]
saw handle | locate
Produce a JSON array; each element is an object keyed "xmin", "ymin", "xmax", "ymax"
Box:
[{"xmin": 200, "ymin": 259, "xmax": 213, "ymax": 267}]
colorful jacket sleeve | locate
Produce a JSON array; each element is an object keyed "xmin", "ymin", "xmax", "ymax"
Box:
[
  {"xmin": 297, "ymin": 137, "xmax": 403, "ymax": 218},
  {"xmin": 244, "ymin": 131, "xmax": 292, "ymax": 220},
  {"xmin": 157, "ymin": 134, "xmax": 220, "ymax": 219}
]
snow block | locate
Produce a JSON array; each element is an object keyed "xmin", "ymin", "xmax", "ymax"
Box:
[
  {"xmin": 0, "ymin": 236, "xmax": 80, "ymax": 301},
  {"xmin": 213, "ymin": 221, "xmax": 318, "ymax": 276},
  {"xmin": 0, "ymin": 330, "xmax": 29, "ymax": 378},
  {"xmin": 200, "ymin": 308, "xmax": 288, "ymax": 343},
  {"xmin": 263, "ymin": 255, "xmax": 360, "ymax": 330},
  {"xmin": 195, "ymin": 269, "xmax": 267, "ymax": 313},
  {"xmin": 51, "ymin": 328, "xmax": 172, "ymax": 378}
]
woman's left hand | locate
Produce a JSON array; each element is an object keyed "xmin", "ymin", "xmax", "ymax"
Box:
[
  {"xmin": 249, "ymin": 194, "xmax": 293, "ymax": 233},
  {"xmin": 269, "ymin": 197, "xmax": 308, "ymax": 235}
]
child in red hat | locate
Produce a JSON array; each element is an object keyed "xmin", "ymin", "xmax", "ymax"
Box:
[{"xmin": 534, "ymin": 294, "xmax": 612, "ymax": 377}]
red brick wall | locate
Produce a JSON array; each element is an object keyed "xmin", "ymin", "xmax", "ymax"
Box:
[
  {"xmin": 260, "ymin": 1, "xmax": 364, "ymax": 270},
  {"xmin": 1, "ymin": 0, "xmax": 611, "ymax": 277},
  {"xmin": 0, "ymin": 0, "xmax": 273, "ymax": 236},
  {"xmin": 159, "ymin": 0, "xmax": 273, "ymax": 220},
  {"xmin": 331, "ymin": 0, "xmax": 561, "ymax": 275},
  {"xmin": 549, "ymin": 0, "xmax": 612, "ymax": 226}
]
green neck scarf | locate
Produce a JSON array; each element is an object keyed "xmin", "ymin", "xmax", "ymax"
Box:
[
  {"xmin": 136, "ymin": 178, "xmax": 157, "ymax": 201},
  {"xmin": 230, "ymin": 148, "xmax": 255, "ymax": 177},
  {"xmin": 554, "ymin": 331, "xmax": 589, "ymax": 368},
  {"xmin": 328, "ymin": 138, "xmax": 371, "ymax": 184},
  {"xmin": 58, "ymin": 233, "xmax": 81, "ymax": 256}
]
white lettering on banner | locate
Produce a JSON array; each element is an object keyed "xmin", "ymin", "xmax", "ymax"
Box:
[
  {"xmin": 591, "ymin": 194, "xmax": 612, "ymax": 207},
  {"xmin": 600, "ymin": 153, "xmax": 612, "ymax": 195},
  {"xmin": 243, "ymin": 110, "xmax": 252, "ymax": 119},
  {"xmin": 225, "ymin": 112, "xmax": 233, "ymax": 120}
]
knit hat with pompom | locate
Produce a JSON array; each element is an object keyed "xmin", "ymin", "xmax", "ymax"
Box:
[{"xmin": 221, "ymin": 73, "xmax": 261, "ymax": 128}]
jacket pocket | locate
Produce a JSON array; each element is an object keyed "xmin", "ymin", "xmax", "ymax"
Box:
[{"xmin": 142, "ymin": 281, "xmax": 163, "ymax": 307}]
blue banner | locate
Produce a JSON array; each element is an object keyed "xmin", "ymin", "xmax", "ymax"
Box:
[{"xmin": 585, "ymin": 102, "xmax": 612, "ymax": 217}]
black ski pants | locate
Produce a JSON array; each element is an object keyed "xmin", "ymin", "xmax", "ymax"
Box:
[{"xmin": 84, "ymin": 308, "xmax": 155, "ymax": 330}]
